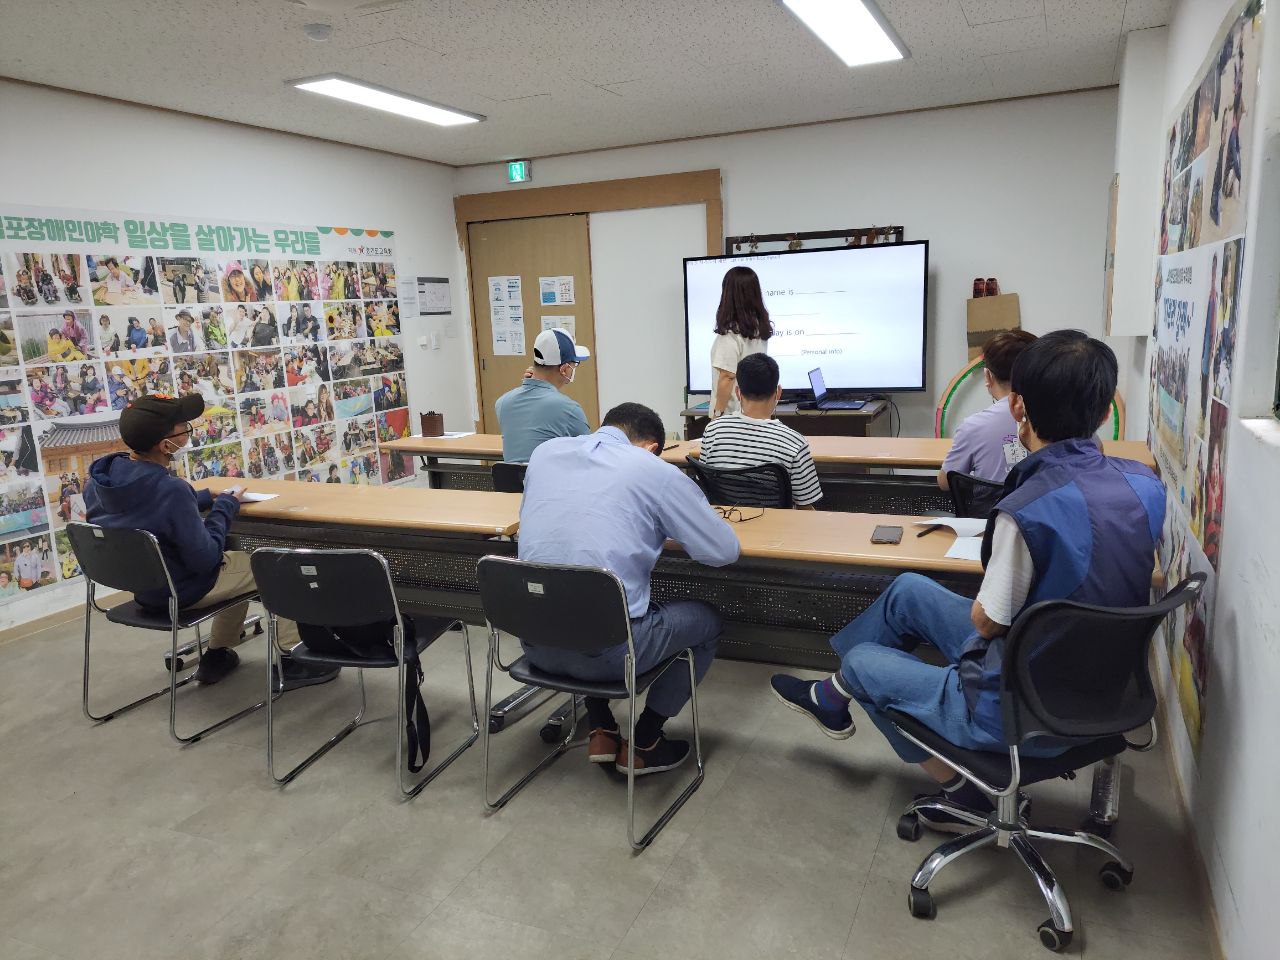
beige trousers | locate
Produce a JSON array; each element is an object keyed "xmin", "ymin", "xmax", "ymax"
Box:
[{"xmin": 186, "ymin": 551, "xmax": 300, "ymax": 652}]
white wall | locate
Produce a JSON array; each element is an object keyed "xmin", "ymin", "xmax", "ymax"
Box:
[
  {"xmin": 1123, "ymin": 3, "xmax": 1280, "ymax": 959},
  {"xmin": 0, "ymin": 79, "xmax": 463, "ymax": 631},
  {"xmin": 455, "ymin": 89, "xmax": 1121, "ymax": 437},
  {"xmin": 588, "ymin": 204, "xmax": 707, "ymax": 433}
]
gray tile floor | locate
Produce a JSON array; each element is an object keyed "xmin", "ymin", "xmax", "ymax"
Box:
[{"xmin": 0, "ymin": 612, "xmax": 1214, "ymax": 960}]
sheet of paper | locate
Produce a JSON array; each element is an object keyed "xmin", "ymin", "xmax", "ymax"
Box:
[
  {"xmin": 944, "ymin": 536, "xmax": 984, "ymax": 561},
  {"xmin": 538, "ymin": 275, "xmax": 575, "ymax": 305},
  {"xmin": 491, "ymin": 302, "xmax": 525, "ymax": 356},
  {"xmin": 913, "ymin": 517, "xmax": 988, "ymax": 538},
  {"xmin": 438, "ymin": 431, "xmax": 475, "ymax": 439},
  {"xmin": 540, "ymin": 315, "xmax": 575, "ymax": 338},
  {"xmin": 416, "ymin": 276, "xmax": 450, "ymax": 315},
  {"xmin": 239, "ymin": 492, "xmax": 279, "ymax": 503}
]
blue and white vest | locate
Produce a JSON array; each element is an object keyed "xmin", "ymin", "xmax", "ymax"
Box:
[{"xmin": 959, "ymin": 438, "xmax": 1165, "ymax": 737}]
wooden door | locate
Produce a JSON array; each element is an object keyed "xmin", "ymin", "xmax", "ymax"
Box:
[{"xmin": 467, "ymin": 215, "xmax": 599, "ymax": 431}]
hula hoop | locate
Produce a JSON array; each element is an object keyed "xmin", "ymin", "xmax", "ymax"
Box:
[{"xmin": 935, "ymin": 358, "xmax": 1126, "ymax": 440}]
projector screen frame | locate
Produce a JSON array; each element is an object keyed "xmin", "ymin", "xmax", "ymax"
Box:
[{"xmin": 682, "ymin": 239, "xmax": 929, "ymax": 399}]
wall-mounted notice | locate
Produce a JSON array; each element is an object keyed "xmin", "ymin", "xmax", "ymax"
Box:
[
  {"xmin": 540, "ymin": 315, "xmax": 576, "ymax": 339},
  {"xmin": 538, "ymin": 275, "xmax": 574, "ymax": 305},
  {"xmin": 416, "ymin": 276, "xmax": 450, "ymax": 316}
]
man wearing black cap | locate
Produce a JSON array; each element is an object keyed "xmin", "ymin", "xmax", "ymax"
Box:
[{"xmin": 83, "ymin": 394, "xmax": 337, "ymax": 688}]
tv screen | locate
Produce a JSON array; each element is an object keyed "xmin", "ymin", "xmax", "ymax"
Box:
[{"xmin": 684, "ymin": 241, "xmax": 928, "ymax": 394}]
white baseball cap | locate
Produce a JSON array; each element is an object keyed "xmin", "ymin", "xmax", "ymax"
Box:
[{"xmin": 532, "ymin": 328, "xmax": 590, "ymax": 366}]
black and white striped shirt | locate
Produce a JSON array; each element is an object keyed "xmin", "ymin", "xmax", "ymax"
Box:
[{"xmin": 700, "ymin": 413, "xmax": 823, "ymax": 506}]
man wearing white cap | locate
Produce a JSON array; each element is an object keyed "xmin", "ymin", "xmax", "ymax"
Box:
[{"xmin": 495, "ymin": 327, "xmax": 590, "ymax": 462}]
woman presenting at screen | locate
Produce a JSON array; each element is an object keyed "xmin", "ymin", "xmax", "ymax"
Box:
[{"xmin": 710, "ymin": 266, "xmax": 772, "ymax": 417}]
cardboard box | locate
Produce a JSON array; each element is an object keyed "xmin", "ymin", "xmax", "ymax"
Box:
[{"xmin": 966, "ymin": 293, "xmax": 1021, "ymax": 360}]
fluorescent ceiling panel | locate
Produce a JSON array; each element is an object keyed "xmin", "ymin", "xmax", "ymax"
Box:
[
  {"xmin": 290, "ymin": 75, "xmax": 484, "ymax": 126},
  {"xmin": 782, "ymin": 0, "xmax": 908, "ymax": 67}
]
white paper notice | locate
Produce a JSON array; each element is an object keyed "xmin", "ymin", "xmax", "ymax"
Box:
[
  {"xmin": 416, "ymin": 276, "xmax": 450, "ymax": 315},
  {"xmin": 491, "ymin": 302, "xmax": 525, "ymax": 356},
  {"xmin": 912, "ymin": 518, "xmax": 988, "ymax": 538},
  {"xmin": 538, "ymin": 275, "xmax": 575, "ymax": 305},
  {"xmin": 488, "ymin": 276, "xmax": 507, "ymax": 304},
  {"xmin": 944, "ymin": 537, "xmax": 984, "ymax": 562},
  {"xmin": 540, "ymin": 315, "xmax": 576, "ymax": 339}
]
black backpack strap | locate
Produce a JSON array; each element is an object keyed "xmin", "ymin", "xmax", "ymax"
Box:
[{"xmin": 399, "ymin": 618, "xmax": 432, "ymax": 773}]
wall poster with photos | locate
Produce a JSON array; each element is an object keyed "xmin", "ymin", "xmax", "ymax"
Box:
[
  {"xmin": 0, "ymin": 202, "xmax": 416, "ymax": 606},
  {"xmin": 1148, "ymin": 0, "xmax": 1262, "ymax": 752}
]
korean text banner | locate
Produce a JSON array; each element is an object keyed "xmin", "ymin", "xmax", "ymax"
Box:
[{"xmin": 0, "ymin": 203, "xmax": 416, "ymax": 606}]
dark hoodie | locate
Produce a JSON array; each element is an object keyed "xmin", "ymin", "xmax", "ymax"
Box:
[{"xmin": 84, "ymin": 452, "xmax": 239, "ymax": 609}]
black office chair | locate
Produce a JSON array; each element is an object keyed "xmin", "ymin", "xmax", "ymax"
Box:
[
  {"xmin": 685, "ymin": 456, "xmax": 793, "ymax": 508},
  {"xmin": 477, "ymin": 555, "xmax": 704, "ymax": 851},
  {"xmin": 490, "ymin": 461, "xmax": 528, "ymax": 493},
  {"xmin": 67, "ymin": 522, "xmax": 268, "ymax": 744},
  {"xmin": 250, "ymin": 547, "xmax": 478, "ymax": 797},
  {"xmin": 946, "ymin": 471, "xmax": 1005, "ymax": 519},
  {"xmin": 887, "ymin": 574, "xmax": 1206, "ymax": 952}
]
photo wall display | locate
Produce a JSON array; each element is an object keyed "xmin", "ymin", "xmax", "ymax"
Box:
[
  {"xmin": 1147, "ymin": 0, "xmax": 1263, "ymax": 753},
  {"xmin": 0, "ymin": 203, "xmax": 416, "ymax": 606}
]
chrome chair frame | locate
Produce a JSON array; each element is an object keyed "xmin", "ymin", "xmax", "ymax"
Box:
[
  {"xmin": 257, "ymin": 547, "xmax": 479, "ymax": 798},
  {"xmin": 75, "ymin": 522, "xmax": 270, "ymax": 745},
  {"xmin": 478, "ymin": 555, "xmax": 704, "ymax": 852},
  {"xmin": 889, "ymin": 574, "xmax": 1205, "ymax": 952}
]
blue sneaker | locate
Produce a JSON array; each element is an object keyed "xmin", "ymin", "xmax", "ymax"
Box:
[{"xmin": 770, "ymin": 674, "xmax": 855, "ymax": 740}]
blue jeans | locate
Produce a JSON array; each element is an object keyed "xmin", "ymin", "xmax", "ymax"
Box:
[
  {"xmin": 832, "ymin": 573, "xmax": 1009, "ymax": 763},
  {"xmin": 521, "ymin": 600, "xmax": 720, "ymax": 717}
]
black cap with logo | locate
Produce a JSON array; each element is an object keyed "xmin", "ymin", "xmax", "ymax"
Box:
[{"xmin": 118, "ymin": 394, "xmax": 204, "ymax": 452}]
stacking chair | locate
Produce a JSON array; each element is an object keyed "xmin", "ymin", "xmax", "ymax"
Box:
[
  {"xmin": 490, "ymin": 461, "xmax": 528, "ymax": 493},
  {"xmin": 477, "ymin": 554, "xmax": 704, "ymax": 851},
  {"xmin": 68, "ymin": 521, "xmax": 268, "ymax": 744},
  {"xmin": 685, "ymin": 456, "xmax": 793, "ymax": 508},
  {"xmin": 249, "ymin": 547, "xmax": 478, "ymax": 797},
  {"xmin": 946, "ymin": 470, "xmax": 1005, "ymax": 518},
  {"xmin": 886, "ymin": 574, "xmax": 1206, "ymax": 952}
]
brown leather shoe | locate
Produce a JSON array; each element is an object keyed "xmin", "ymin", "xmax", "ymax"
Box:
[
  {"xmin": 587, "ymin": 727, "xmax": 620, "ymax": 764},
  {"xmin": 615, "ymin": 734, "xmax": 691, "ymax": 776}
]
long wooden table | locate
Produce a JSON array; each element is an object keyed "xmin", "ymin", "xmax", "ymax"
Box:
[
  {"xmin": 383, "ymin": 433, "xmax": 1155, "ymax": 517},
  {"xmin": 200, "ymin": 478, "xmax": 982, "ymax": 670}
]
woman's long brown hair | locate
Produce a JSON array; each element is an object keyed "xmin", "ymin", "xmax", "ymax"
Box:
[{"xmin": 714, "ymin": 266, "xmax": 773, "ymax": 340}]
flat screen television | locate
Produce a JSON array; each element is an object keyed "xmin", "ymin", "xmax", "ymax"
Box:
[{"xmin": 684, "ymin": 241, "xmax": 928, "ymax": 395}]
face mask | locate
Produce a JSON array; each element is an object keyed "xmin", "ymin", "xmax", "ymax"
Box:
[{"xmin": 164, "ymin": 436, "xmax": 192, "ymax": 458}]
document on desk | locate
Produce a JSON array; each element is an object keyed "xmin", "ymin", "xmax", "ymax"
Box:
[
  {"xmin": 912, "ymin": 517, "xmax": 987, "ymax": 538},
  {"xmin": 239, "ymin": 493, "xmax": 279, "ymax": 503},
  {"xmin": 944, "ymin": 536, "xmax": 984, "ymax": 561}
]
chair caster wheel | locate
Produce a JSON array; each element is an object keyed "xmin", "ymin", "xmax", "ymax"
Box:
[
  {"xmin": 539, "ymin": 721, "xmax": 562, "ymax": 744},
  {"xmin": 907, "ymin": 886, "xmax": 935, "ymax": 919},
  {"xmin": 165, "ymin": 655, "xmax": 185, "ymax": 673},
  {"xmin": 488, "ymin": 715, "xmax": 506, "ymax": 734},
  {"xmin": 896, "ymin": 813, "xmax": 921, "ymax": 842},
  {"xmin": 1099, "ymin": 860, "xmax": 1133, "ymax": 890},
  {"xmin": 253, "ymin": 621, "xmax": 264, "ymax": 636},
  {"xmin": 1037, "ymin": 920, "xmax": 1071, "ymax": 951}
]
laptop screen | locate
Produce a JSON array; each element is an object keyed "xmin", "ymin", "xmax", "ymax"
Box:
[{"xmin": 807, "ymin": 367, "xmax": 828, "ymax": 402}]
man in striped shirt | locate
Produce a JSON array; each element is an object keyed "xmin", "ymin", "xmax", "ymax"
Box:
[{"xmin": 700, "ymin": 353, "xmax": 822, "ymax": 508}]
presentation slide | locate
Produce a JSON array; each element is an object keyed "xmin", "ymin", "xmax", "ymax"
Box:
[{"xmin": 685, "ymin": 243, "xmax": 927, "ymax": 393}]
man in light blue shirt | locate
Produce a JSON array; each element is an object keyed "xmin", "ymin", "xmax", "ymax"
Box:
[
  {"xmin": 495, "ymin": 328, "xmax": 590, "ymax": 462},
  {"xmin": 519, "ymin": 402, "xmax": 741, "ymax": 775}
]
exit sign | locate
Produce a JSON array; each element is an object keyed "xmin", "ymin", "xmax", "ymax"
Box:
[{"xmin": 507, "ymin": 160, "xmax": 532, "ymax": 183}]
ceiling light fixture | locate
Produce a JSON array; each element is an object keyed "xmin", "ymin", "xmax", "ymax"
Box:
[
  {"xmin": 781, "ymin": 0, "xmax": 908, "ymax": 67},
  {"xmin": 289, "ymin": 75, "xmax": 484, "ymax": 126}
]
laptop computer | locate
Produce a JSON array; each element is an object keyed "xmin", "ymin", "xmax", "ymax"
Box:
[{"xmin": 807, "ymin": 367, "xmax": 867, "ymax": 410}]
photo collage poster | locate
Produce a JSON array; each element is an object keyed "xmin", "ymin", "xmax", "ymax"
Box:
[
  {"xmin": 1148, "ymin": 0, "xmax": 1263, "ymax": 751},
  {"xmin": 0, "ymin": 203, "xmax": 416, "ymax": 605}
]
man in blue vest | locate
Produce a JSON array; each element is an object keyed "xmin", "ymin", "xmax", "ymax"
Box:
[{"xmin": 770, "ymin": 330, "xmax": 1164, "ymax": 831}]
